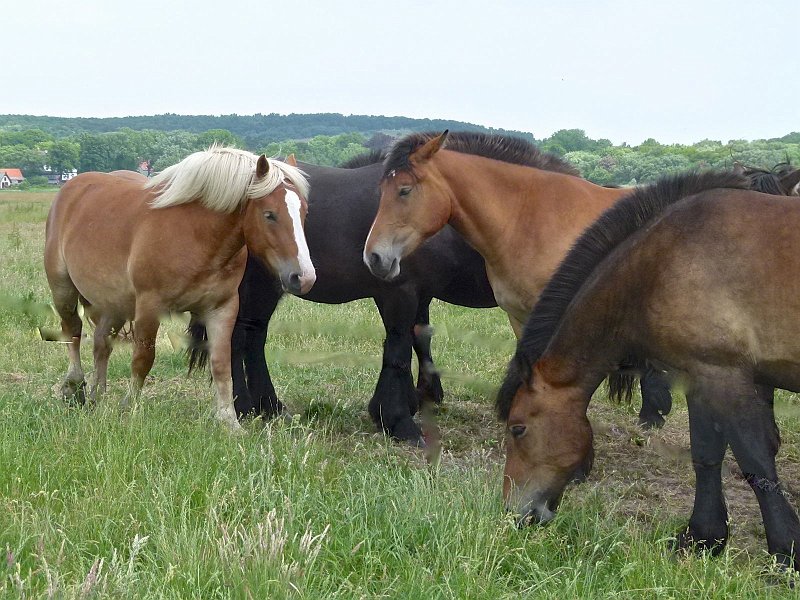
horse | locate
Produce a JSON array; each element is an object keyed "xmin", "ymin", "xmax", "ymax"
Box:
[
  {"xmin": 45, "ymin": 146, "xmax": 314, "ymax": 430},
  {"xmin": 188, "ymin": 150, "xmax": 497, "ymax": 444},
  {"xmin": 496, "ymin": 170, "xmax": 800, "ymax": 571},
  {"xmin": 363, "ymin": 131, "xmax": 674, "ymax": 428}
]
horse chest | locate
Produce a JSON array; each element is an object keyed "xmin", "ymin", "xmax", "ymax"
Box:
[{"xmin": 486, "ymin": 269, "xmax": 532, "ymax": 325}]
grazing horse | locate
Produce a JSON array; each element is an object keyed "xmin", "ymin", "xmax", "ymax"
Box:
[
  {"xmin": 188, "ymin": 150, "xmax": 496, "ymax": 444},
  {"xmin": 45, "ymin": 147, "xmax": 314, "ymax": 429},
  {"xmin": 497, "ymin": 170, "xmax": 800, "ymax": 571},
  {"xmin": 364, "ymin": 131, "xmax": 673, "ymax": 428}
]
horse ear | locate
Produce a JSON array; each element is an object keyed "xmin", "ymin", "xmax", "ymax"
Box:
[
  {"xmin": 732, "ymin": 161, "xmax": 746, "ymax": 176},
  {"xmin": 285, "ymin": 153, "xmax": 297, "ymax": 167},
  {"xmin": 411, "ymin": 130, "xmax": 449, "ymax": 163},
  {"xmin": 256, "ymin": 155, "xmax": 269, "ymax": 179},
  {"xmin": 780, "ymin": 168, "xmax": 800, "ymax": 195}
]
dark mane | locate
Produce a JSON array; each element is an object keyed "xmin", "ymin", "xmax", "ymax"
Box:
[
  {"xmin": 339, "ymin": 149, "xmax": 386, "ymax": 169},
  {"xmin": 740, "ymin": 162, "xmax": 796, "ymax": 195},
  {"xmin": 496, "ymin": 170, "xmax": 752, "ymax": 420},
  {"xmin": 382, "ymin": 131, "xmax": 579, "ymax": 179}
]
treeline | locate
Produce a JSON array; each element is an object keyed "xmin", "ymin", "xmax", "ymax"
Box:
[
  {"xmin": 1, "ymin": 123, "xmax": 798, "ymax": 188},
  {"xmin": 0, "ymin": 113, "xmax": 530, "ymax": 148}
]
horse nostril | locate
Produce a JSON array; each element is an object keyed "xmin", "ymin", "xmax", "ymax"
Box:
[
  {"xmin": 368, "ymin": 252, "xmax": 381, "ymax": 268},
  {"xmin": 289, "ymin": 272, "xmax": 301, "ymax": 289}
]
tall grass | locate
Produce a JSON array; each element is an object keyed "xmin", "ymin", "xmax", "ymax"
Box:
[{"xmin": 0, "ymin": 190, "xmax": 798, "ymax": 598}]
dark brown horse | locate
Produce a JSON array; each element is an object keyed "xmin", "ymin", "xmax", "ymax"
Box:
[
  {"xmin": 45, "ymin": 147, "xmax": 314, "ymax": 430},
  {"xmin": 364, "ymin": 131, "xmax": 672, "ymax": 428},
  {"xmin": 497, "ymin": 170, "xmax": 800, "ymax": 571}
]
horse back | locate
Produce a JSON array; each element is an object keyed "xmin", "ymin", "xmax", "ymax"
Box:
[{"xmin": 626, "ymin": 190, "xmax": 800, "ymax": 388}]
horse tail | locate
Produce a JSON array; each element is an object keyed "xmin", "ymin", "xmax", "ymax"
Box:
[
  {"xmin": 606, "ymin": 353, "xmax": 648, "ymax": 404},
  {"xmin": 186, "ymin": 317, "xmax": 209, "ymax": 374}
]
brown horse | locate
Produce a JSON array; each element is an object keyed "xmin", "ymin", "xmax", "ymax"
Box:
[
  {"xmin": 45, "ymin": 147, "xmax": 314, "ymax": 429},
  {"xmin": 496, "ymin": 170, "xmax": 800, "ymax": 571},
  {"xmin": 363, "ymin": 131, "xmax": 672, "ymax": 428}
]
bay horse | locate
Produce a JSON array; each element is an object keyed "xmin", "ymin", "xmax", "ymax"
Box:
[
  {"xmin": 45, "ymin": 147, "xmax": 314, "ymax": 430},
  {"xmin": 363, "ymin": 131, "xmax": 673, "ymax": 428},
  {"xmin": 497, "ymin": 170, "xmax": 800, "ymax": 571},
  {"xmin": 188, "ymin": 150, "xmax": 497, "ymax": 444}
]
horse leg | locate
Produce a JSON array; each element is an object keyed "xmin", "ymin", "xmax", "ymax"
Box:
[
  {"xmin": 724, "ymin": 383, "xmax": 800, "ymax": 571},
  {"xmin": 122, "ymin": 306, "xmax": 160, "ymax": 409},
  {"xmin": 230, "ymin": 318, "xmax": 257, "ymax": 418},
  {"xmin": 88, "ymin": 311, "xmax": 123, "ymax": 404},
  {"xmin": 675, "ymin": 387, "xmax": 729, "ymax": 554},
  {"xmin": 371, "ymin": 292, "xmax": 423, "ymax": 445},
  {"xmin": 233, "ymin": 255, "xmax": 283, "ymax": 419},
  {"xmin": 242, "ymin": 316, "xmax": 284, "ymax": 419},
  {"xmin": 49, "ymin": 276, "xmax": 86, "ymax": 404},
  {"xmin": 204, "ymin": 296, "xmax": 242, "ymax": 431},
  {"xmin": 412, "ymin": 298, "xmax": 443, "ymax": 407},
  {"xmin": 638, "ymin": 366, "xmax": 673, "ymax": 429}
]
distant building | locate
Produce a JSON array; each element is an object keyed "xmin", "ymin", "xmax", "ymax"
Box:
[{"xmin": 0, "ymin": 168, "xmax": 24, "ymax": 188}]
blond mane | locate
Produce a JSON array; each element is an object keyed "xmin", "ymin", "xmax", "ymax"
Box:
[{"xmin": 146, "ymin": 146, "xmax": 309, "ymax": 213}]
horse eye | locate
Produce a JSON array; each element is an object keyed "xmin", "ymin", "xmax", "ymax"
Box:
[
  {"xmin": 509, "ymin": 424, "xmax": 527, "ymax": 439},
  {"xmin": 398, "ymin": 186, "xmax": 412, "ymax": 197},
  {"xmin": 263, "ymin": 211, "xmax": 277, "ymax": 222}
]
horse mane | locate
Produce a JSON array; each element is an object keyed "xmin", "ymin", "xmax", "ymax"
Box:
[
  {"xmin": 146, "ymin": 146, "xmax": 309, "ymax": 213},
  {"xmin": 382, "ymin": 131, "xmax": 579, "ymax": 179},
  {"xmin": 496, "ymin": 170, "xmax": 752, "ymax": 420},
  {"xmin": 339, "ymin": 149, "xmax": 386, "ymax": 169},
  {"xmin": 740, "ymin": 162, "xmax": 796, "ymax": 196}
]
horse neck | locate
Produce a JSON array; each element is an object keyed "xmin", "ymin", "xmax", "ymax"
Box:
[
  {"xmin": 540, "ymin": 268, "xmax": 633, "ymax": 395},
  {"xmin": 190, "ymin": 204, "xmax": 247, "ymax": 268},
  {"xmin": 433, "ymin": 152, "xmax": 624, "ymax": 274}
]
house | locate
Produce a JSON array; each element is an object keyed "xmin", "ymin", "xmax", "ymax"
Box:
[{"xmin": 0, "ymin": 168, "xmax": 24, "ymax": 188}]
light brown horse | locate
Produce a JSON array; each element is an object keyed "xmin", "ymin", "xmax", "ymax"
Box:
[
  {"xmin": 363, "ymin": 131, "xmax": 673, "ymax": 428},
  {"xmin": 496, "ymin": 171, "xmax": 800, "ymax": 571},
  {"xmin": 45, "ymin": 147, "xmax": 315, "ymax": 429}
]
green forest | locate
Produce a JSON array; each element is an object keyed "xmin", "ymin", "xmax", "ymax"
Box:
[{"xmin": 0, "ymin": 113, "xmax": 798, "ymax": 187}]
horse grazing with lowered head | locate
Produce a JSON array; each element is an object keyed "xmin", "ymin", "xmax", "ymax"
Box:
[
  {"xmin": 497, "ymin": 169, "xmax": 800, "ymax": 572},
  {"xmin": 45, "ymin": 146, "xmax": 314, "ymax": 430}
]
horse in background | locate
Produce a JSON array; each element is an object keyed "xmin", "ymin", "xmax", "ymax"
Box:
[
  {"xmin": 188, "ymin": 150, "xmax": 496, "ymax": 444},
  {"xmin": 497, "ymin": 170, "xmax": 800, "ymax": 571},
  {"xmin": 45, "ymin": 147, "xmax": 314, "ymax": 430}
]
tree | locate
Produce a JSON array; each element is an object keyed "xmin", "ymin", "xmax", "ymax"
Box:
[
  {"xmin": 45, "ymin": 139, "xmax": 80, "ymax": 175},
  {"xmin": 193, "ymin": 129, "xmax": 243, "ymax": 150}
]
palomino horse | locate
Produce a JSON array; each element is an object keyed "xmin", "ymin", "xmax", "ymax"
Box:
[
  {"xmin": 364, "ymin": 131, "xmax": 672, "ymax": 428},
  {"xmin": 45, "ymin": 147, "xmax": 314, "ymax": 429},
  {"xmin": 187, "ymin": 150, "xmax": 496, "ymax": 444},
  {"xmin": 497, "ymin": 170, "xmax": 800, "ymax": 571}
]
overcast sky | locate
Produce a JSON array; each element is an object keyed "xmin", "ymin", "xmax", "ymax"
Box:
[{"xmin": 3, "ymin": 0, "xmax": 798, "ymax": 145}]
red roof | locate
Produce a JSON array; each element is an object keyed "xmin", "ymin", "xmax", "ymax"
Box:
[{"xmin": 0, "ymin": 169, "xmax": 23, "ymax": 179}]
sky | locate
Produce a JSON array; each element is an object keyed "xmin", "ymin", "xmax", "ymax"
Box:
[{"xmin": 3, "ymin": 0, "xmax": 798, "ymax": 145}]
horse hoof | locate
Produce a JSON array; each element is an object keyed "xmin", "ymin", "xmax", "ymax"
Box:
[
  {"xmin": 388, "ymin": 416, "xmax": 424, "ymax": 445},
  {"xmin": 638, "ymin": 413, "xmax": 665, "ymax": 430},
  {"xmin": 59, "ymin": 380, "xmax": 87, "ymax": 406},
  {"xmin": 672, "ymin": 527, "xmax": 727, "ymax": 557}
]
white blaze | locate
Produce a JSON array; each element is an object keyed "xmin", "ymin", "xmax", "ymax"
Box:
[{"xmin": 284, "ymin": 189, "xmax": 315, "ymax": 278}]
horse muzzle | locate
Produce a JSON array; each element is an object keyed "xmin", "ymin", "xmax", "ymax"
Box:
[
  {"xmin": 280, "ymin": 269, "xmax": 316, "ymax": 295},
  {"xmin": 364, "ymin": 250, "xmax": 400, "ymax": 281}
]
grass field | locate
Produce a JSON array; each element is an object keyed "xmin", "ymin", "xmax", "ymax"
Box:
[{"xmin": 2, "ymin": 188, "xmax": 800, "ymax": 598}]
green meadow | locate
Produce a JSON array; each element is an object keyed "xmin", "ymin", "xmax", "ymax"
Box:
[{"xmin": 1, "ymin": 189, "xmax": 800, "ymax": 598}]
